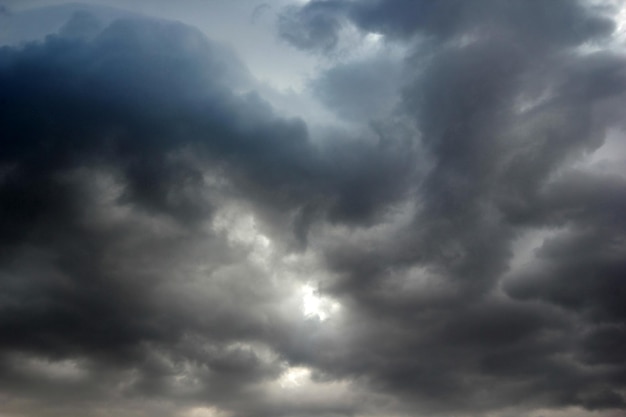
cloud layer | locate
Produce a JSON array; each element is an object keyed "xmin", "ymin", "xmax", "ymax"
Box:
[{"xmin": 1, "ymin": 1, "xmax": 626, "ymax": 416}]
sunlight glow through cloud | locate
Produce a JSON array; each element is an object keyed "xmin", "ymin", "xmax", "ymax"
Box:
[
  {"xmin": 278, "ymin": 366, "xmax": 311, "ymax": 388},
  {"xmin": 301, "ymin": 283, "xmax": 341, "ymax": 321}
]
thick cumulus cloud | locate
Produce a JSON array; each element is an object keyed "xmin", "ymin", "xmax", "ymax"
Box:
[
  {"xmin": 277, "ymin": 0, "xmax": 626, "ymax": 416},
  {"xmin": 0, "ymin": 10, "xmax": 413, "ymax": 417},
  {"xmin": 1, "ymin": 1, "xmax": 626, "ymax": 417}
]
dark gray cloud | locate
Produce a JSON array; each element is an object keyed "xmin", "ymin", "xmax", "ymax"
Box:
[
  {"xmin": 1, "ymin": 1, "xmax": 626, "ymax": 417},
  {"xmin": 279, "ymin": 0, "xmax": 615, "ymax": 53},
  {"xmin": 277, "ymin": 0, "xmax": 626, "ymax": 416},
  {"xmin": 0, "ymin": 8, "xmax": 414, "ymax": 417}
]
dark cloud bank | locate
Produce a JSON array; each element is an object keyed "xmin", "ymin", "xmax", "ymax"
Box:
[{"xmin": 1, "ymin": 1, "xmax": 626, "ymax": 416}]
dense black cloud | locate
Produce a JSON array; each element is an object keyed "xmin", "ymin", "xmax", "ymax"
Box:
[{"xmin": 1, "ymin": 1, "xmax": 626, "ymax": 417}]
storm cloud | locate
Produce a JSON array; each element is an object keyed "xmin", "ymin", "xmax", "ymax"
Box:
[{"xmin": 1, "ymin": 1, "xmax": 625, "ymax": 417}]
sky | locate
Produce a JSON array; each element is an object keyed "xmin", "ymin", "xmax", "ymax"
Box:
[{"xmin": 0, "ymin": 1, "xmax": 625, "ymax": 417}]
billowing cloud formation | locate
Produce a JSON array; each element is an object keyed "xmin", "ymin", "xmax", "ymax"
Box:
[{"xmin": 1, "ymin": 1, "xmax": 626, "ymax": 417}]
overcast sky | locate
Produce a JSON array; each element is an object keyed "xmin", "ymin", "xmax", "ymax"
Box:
[{"xmin": 1, "ymin": 1, "xmax": 626, "ymax": 417}]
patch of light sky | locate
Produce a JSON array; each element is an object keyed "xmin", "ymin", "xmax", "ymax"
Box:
[
  {"xmin": 580, "ymin": 0, "xmax": 626, "ymax": 51},
  {"xmin": 1, "ymin": 0, "xmax": 317, "ymax": 91},
  {"xmin": 0, "ymin": 0, "xmax": 405, "ymax": 128}
]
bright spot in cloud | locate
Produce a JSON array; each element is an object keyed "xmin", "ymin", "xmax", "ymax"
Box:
[
  {"xmin": 279, "ymin": 366, "xmax": 311, "ymax": 388},
  {"xmin": 301, "ymin": 283, "xmax": 340, "ymax": 321},
  {"xmin": 181, "ymin": 406, "xmax": 231, "ymax": 417},
  {"xmin": 614, "ymin": 1, "xmax": 626, "ymax": 37},
  {"xmin": 365, "ymin": 32, "xmax": 383, "ymax": 43}
]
